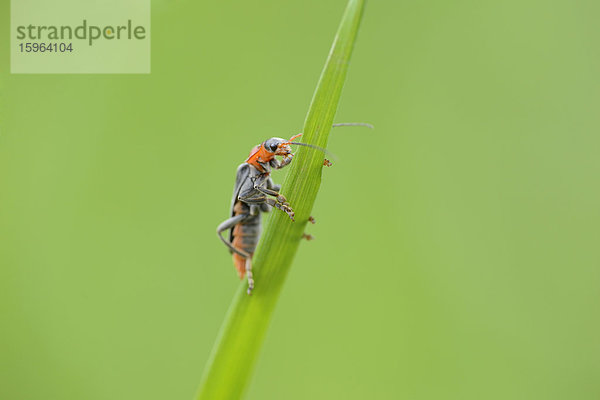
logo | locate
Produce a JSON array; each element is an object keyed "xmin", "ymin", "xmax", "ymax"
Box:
[
  {"xmin": 11, "ymin": 0, "xmax": 151, "ymax": 74},
  {"xmin": 16, "ymin": 20, "xmax": 147, "ymax": 46}
]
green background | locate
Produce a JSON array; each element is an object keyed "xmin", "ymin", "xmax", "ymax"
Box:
[{"xmin": 1, "ymin": 0, "xmax": 599, "ymax": 399}]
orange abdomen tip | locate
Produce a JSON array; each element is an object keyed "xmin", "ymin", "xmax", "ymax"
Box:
[{"xmin": 233, "ymin": 252, "xmax": 247, "ymax": 279}]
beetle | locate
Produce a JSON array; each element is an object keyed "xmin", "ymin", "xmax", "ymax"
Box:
[{"xmin": 217, "ymin": 123, "xmax": 372, "ymax": 294}]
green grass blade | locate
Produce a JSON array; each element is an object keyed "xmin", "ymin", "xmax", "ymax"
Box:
[{"xmin": 196, "ymin": 1, "xmax": 365, "ymax": 398}]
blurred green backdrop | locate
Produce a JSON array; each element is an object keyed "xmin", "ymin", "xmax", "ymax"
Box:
[{"xmin": 1, "ymin": 0, "xmax": 599, "ymax": 399}]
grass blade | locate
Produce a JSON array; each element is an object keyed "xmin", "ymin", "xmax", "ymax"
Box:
[{"xmin": 196, "ymin": 1, "xmax": 365, "ymax": 398}]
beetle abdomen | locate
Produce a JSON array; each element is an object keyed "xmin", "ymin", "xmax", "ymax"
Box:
[{"xmin": 231, "ymin": 201, "xmax": 261, "ymax": 278}]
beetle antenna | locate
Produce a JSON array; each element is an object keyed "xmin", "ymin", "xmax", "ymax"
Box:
[
  {"xmin": 288, "ymin": 133, "xmax": 303, "ymax": 141},
  {"xmin": 288, "ymin": 142, "xmax": 337, "ymax": 160},
  {"xmin": 332, "ymin": 122, "xmax": 374, "ymax": 129},
  {"xmin": 283, "ymin": 122, "xmax": 373, "ymax": 160}
]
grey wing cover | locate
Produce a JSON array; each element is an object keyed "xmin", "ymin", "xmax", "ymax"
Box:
[
  {"xmin": 230, "ymin": 163, "xmax": 250, "ymax": 216},
  {"xmin": 228, "ymin": 163, "xmax": 250, "ymax": 244}
]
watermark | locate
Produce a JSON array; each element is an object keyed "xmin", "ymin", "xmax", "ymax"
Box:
[{"xmin": 11, "ymin": 0, "xmax": 150, "ymax": 74}]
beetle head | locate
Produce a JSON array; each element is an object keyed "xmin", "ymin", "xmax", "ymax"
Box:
[
  {"xmin": 246, "ymin": 132, "xmax": 329, "ymax": 172},
  {"xmin": 263, "ymin": 133, "xmax": 302, "ymax": 156},
  {"xmin": 263, "ymin": 137, "xmax": 290, "ymax": 156}
]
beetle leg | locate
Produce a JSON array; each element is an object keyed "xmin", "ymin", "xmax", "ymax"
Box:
[
  {"xmin": 267, "ymin": 176, "xmax": 281, "ymax": 192},
  {"xmin": 245, "ymin": 258, "xmax": 254, "ymax": 295},
  {"xmin": 253, "ymin": 174, "xmax": 288, "ymax": 204},
  {"xmin": 308, "ymin": 216, "xmax": 316, "ymax": 224},
  {"xmin": 255, "ymin": 185, "xmax": 282, "ymax": 199},
  {"xmin": 216, "ymin": 214, "xmax": 252, "ymax": 257},
  {"xmin": 239, "ymin": 194, "xmax": 295, "ymax": 221},
  {"xmin": 277, "ymin": 153, "xmax": 293, "ymax": 169},
  {"xmin": 269, "ymin": 153, "xmax": 294, "ymax": 170},
  {"xmin": 264, "ymin": 197, "xmax": 294, "ymax": 221},
  {"xmin": 302, "ymin": 233, "xmax": 313, "ymax": 240},
  {"xmin": 256, "ymin": 179, "xmax": 281, "ymax": 212}
]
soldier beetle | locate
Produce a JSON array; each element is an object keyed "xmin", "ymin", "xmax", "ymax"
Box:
[{"xmin": 216, "ymin": 123, "xmax": 372, "ymax": 294}]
